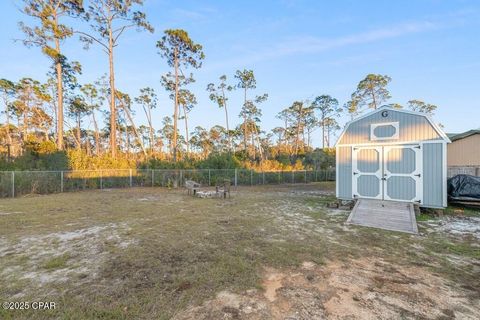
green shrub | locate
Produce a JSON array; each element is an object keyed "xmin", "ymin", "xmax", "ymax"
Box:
[{"xmin": 198, "ymin": 153, "xmax": 242, "ymax": 169}]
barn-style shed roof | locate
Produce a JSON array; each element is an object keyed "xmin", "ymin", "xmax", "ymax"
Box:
[{"xmin": 335, "ymin": 106, "xmax": 451, "ymax": 146}]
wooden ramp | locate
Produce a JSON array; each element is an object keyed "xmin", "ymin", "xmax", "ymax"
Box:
[{"xmin": 347, "ymin": 199, "xmax": 418, "ymax": 234}]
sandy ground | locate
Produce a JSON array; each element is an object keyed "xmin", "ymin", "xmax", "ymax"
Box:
[
  {"xmin": 424, "ymin": 216, "xmax": 480, "ymax": 239},
  {"xmin": 0, "ymin": 184, "xmax": 479, "ymax": 319},
  {"xmin": 174, "ymin": 257, "xmax": 479, "ymax": 320}
]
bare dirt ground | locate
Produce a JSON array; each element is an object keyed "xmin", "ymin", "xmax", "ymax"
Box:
[
  {"xmin": 0, "ymin": 183, "xmax": 479, "ymax": 319},
  {"xmin": 175, "ymin": 257, "xmax": 479, "ymax": 320}
]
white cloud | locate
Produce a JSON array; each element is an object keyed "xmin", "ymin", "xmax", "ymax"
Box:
[
  {"xmin": 169, "ymin": 7, "xmax": 219, "ymax": 24},
  {"xmin": 206, "ymin": 20, "xmax": 439, "ymax": 70}
]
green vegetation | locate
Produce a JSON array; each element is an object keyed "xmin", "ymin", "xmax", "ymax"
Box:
[
  {"xmin": 444, "ymin": 206, "xmax": 480, "ymax": 217},
  {"xmin": 42, "ymin": 254, "xmax": 70, "ymax": 270},
  {"xmin": 0, "ymin": 147, "xmax": 337, "ymax": 172}
]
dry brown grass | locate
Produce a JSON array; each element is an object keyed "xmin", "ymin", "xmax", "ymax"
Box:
[{"xmin": 0, "ymin": 183, "xmax": 478, "ymax": 319}]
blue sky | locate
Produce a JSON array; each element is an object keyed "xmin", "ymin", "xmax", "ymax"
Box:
[{"xmin": 1, "ymin": 0, "xmax": 479, "ymax": 147}]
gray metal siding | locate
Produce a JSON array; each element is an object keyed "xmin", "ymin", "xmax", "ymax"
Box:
[
  {"xmin": 339, "ymin": 110, "xmax": 441, "ymax": 145},
  {"xmin": 337, "ymin": 147, "xmax": 352, "ymax": 199},
  {"xmin": 423, "ymin": 143, "xmax": 444, "ymax": 207}
]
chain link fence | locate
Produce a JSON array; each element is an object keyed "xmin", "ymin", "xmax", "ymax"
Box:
[
  {"xmin": 447, "ymin": 166, "xmax": 480, "ymax": 178},
  {"xmin": 0, "ymin": 169, "xmax": 336, "ymax": 198}
]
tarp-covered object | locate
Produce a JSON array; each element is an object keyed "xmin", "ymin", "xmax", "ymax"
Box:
[{"xmin": 448, "ymin": 174, "xmax": 480, "ymax": 201}]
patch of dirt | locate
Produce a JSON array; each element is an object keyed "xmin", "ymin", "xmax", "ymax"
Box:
[
  {"xmin": 423, "ymin": 216, "xmax": 480, "ymax": 239},
  {"xmin": 325, "ymin": 208, "xmax": 349, "ymax": 216},
  {"xmin": 0, "ymin": 211, "xmax": 22, "ymax": 216},
  {"xmin": 289, "ymin": 190, "xmax": 335, "ymax": 197},
  {"xmin": 1, "ymin": 223, "xmax": 135, "ymax": 297},
  {"xmin": 262, "ymin": 268, "xmax": 285, "ymax": 302},
  {"xmin": 174, "ymin": 258, "xmax": 480, "ymax": 320},
  {"xmin": 135, "ymin": 195, "xmax": 163, "ymax": 201}
]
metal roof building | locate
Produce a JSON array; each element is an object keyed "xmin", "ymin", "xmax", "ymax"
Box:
[
  {"xmin": 446, "ymin": 129, "xmax": 480, "ymax": 177},
  {"xmin": 335, "ymin": 106, "xmax": 450, "ymax": 208}
]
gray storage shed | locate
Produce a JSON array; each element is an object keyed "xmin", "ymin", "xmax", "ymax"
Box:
[{"xmin": 335, "ymin": 106, "xmax": 450, "ymax": 208}]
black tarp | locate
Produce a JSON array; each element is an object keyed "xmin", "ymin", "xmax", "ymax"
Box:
[{"xmin": 447, "ymin": 174, "xmax": 480, "ymax": 201}]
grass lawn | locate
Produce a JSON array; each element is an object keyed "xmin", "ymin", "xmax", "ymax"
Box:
[{"xmin": 0, "ymin": 183, "xmax": 479, "ymax": 319}]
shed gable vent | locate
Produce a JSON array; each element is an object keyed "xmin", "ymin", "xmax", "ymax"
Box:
[{"xmin": 370, "ymin": 122, "xmax": 399, "ymax": 140}]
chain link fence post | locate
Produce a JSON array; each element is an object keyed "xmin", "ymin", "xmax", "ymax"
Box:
[
  {"xmin": 11, "ymin": 171, "xmax": 15, "ymax": 198},
  {"xmin": 292, "ymin": 171, "xmax": 294, "ymax": 184},
  {"xmin": 129, "ymin": 169, "xmax": 133, "ymax": 187},
  {"xmin": 100, "ymin": 170, "xmax": 103, "ymax": 190},
  {"xmin": 151, "ymin": 169, "xmax": 154, "ymax": 187},
  {"xmin": 61, "ymin": 171, "xmax": 64, "ymax": 193},
  {"xmin": 304, "ymin": 170, "xmax": 307, "ymax": 184},
  {"xmin": 234, "ymin": 169, "xmax": 238, "ymax": 187},
  {"xmin": 208, "ymin": 169, "xmax": 211, "ymax": 186}
]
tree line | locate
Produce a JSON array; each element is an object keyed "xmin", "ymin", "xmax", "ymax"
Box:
[{"xmin": 0, "ymin": 0, "xmax": 439, "ymax": 169}]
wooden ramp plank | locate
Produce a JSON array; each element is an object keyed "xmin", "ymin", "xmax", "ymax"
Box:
[{"xmin": 347, "ymin": 199, "xmax": 418, "ymax": 234}]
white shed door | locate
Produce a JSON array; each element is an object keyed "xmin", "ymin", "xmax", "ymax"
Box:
[
  {"xmin": 383, "ymin": 146, "xmax": 423, "ymax": 203},
  {"xmin": 352, "ymin": 145, "xmax": 423, "ymax": 203},
  {"xmin": 352, "ymin": 147, "xmax": 383, "ymax": 200}
]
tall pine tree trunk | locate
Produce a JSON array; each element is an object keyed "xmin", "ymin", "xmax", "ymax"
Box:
[
  {"xmin": 86, "ymin": 137, "xmax": 91, "ymax": 156},
  {"xmin": 172, "ymin": 48, "xmax": 179, "ymax": 162},
  {"xmin": 55, "ymin": 52, "xmax": 64, "ymax": 149},
  {"xmin": 326, "ymin": 125, "xmax": 331, "ymax": 148},
  {"xmin": 147, "ymin": 106, "xmax": 154, "ymax": 154},
  {"xmin": 92, "ymin": 112, "xmax": 101, "ymax": 155},
  {"xmin": 4, "ymin": 98, "xmax": 12, "ymax": 147},
  {"xmin": 243, "ymin": 88, "xmax": 248, "ymax": 154},
  {"xmin": 126, "ymin": 126, "xmax": 130, "ymax": 155},
  {"xmin": 253, "ymin": 124, "xmax": 263, "ymax": 160},
  {"xmin": 370, "ymin": 86, "xmax": 377, "ymax": 109},
  {"xmin": 251, "ymin": 125, "xmax": 256, "ymax": 159},
  {"xmin": 322, "ymin": 115, "xmax": 326, "ymax": 149},
  {"xmin": 23, "ymin": 111, "xmax": 28, "ymax": 141},
  {"xmin": 295, "ymin": 117, "xmax": 301, "ymax": 155},
  {"xmin": 183, "ymin": 105, "xmax": 189, "ymax": 156},
  {"xmin": 119, "ymin": 97, "xmax": 147, "ymax": 156},
  {"xmin": 307, "ymin": 130, "xmax": 311, "ymax": 149},
  {"xmin": 17, "ymin": 116, "xmax": 22, "ymax": 146},
  {"xmin": 54, "ymin": 11, "xmax": 64, "ymax": 151},
  {"xmin": 108, "ymin": 26, "xmax": 117, "ymax": 158},
  {"xmin": 222, "ymin": 90, "xmax": 232, "ymax": 152},
  {"xmin": 76, "ymin": 114, "xmax": 81, "ymax": 150}
]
